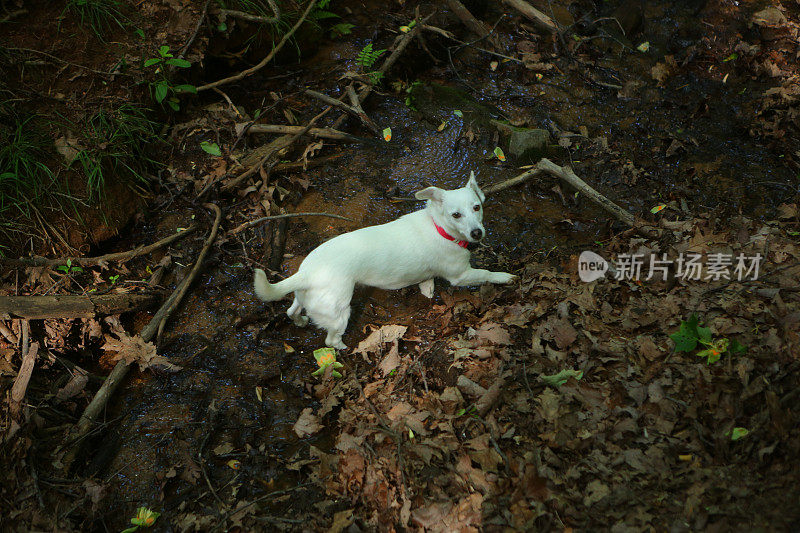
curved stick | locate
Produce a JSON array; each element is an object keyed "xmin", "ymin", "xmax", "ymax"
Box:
[{"xmin": 197, "ymin": 0, "xmax": 316, "ymax": 92}]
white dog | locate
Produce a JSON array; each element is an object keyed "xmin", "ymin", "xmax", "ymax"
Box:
[{"xmin": 254, "ymin": 172, "xmax": 516, "ymax": 349}]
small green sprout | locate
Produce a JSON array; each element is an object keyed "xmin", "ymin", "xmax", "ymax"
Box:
[
  {"xmin": 312, "ymin": 347, "xmax": 344, "ymax": 378},
  {"xmin": 121, "ymin": 507, "xmax": 160, "ymax": 533}
]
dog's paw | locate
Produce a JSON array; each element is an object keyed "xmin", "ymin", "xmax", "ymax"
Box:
[{"xmin": 490, "ymin": 272, "xmax": 518, "ymax": 284}]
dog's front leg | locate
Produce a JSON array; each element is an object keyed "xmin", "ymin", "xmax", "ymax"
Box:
[
  {"xmin": 418, "ymin": 279, "xmax": 435, "ymax": 298},
  {"xmin": 449, "ymin": 268, "xmax": 517, "ymax": 286}
]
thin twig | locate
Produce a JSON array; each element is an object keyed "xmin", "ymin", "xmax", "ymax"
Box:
[
  {"xmin": 4, "ymin": 47, "xmax": 131, "ymax": 77},
  {"xmin": 155, "ymin": 204, "xmax": 223, "ymax": 343},
  {"xmin": 209, "ymin": 482, "xmax": 316, "ymax": 533},
  {"xmin": 218, "ymin": 107, "xmax": 330, "ymax": 193},
  {"xmin": 230, "ymin": 212, "xmax": 352, "ymax": 235},
  {"xmin": 1, "ymin": 225, "xmax": 197, "ymax": 268},
  {"xmin": 177, "ymin": 0, "xmax": 212, "ymax": 61},
  {"xmin": 219, "ymin": 0, "xmax": 280, "ymax": 25},
  {"xmin": 197, "ymin": 0, "xmax": 316, "ymax": 92},
  {"xmin": 62, "ymin": 207, "xmax": 222, "ymax": 470}
]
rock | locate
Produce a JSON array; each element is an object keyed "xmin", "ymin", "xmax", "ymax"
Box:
[{"xmin": 508, "ymin": 127, "xmax": 550, "ymax": 163}]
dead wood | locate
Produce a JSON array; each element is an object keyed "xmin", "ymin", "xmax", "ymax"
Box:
[
  {"xmin": 304, "ymin": 88, "xmax": 379, "ymax": 137},
  {"xmin": 0, "ymin": 293, "xmax": 162, "ymax": 320},
  {"xmin": 332, "ymin": 17, "xmax": 428, "ymax": 131},
  {"xmin": 476, "ymin": 374, "xmax": 506, "ymax": 417},
  {"xmin": 445, "ymin": 0, "xmax": 499, "ymax": 47},
  {"xmin": 2, "ymin": 225, "xmax": 197, "ymax": 269},
  {"xmin": 8, "ymin": 322, "xmax": 33, "ymax": 421},
  {"xmin": 230, "ymin": 212, "xmax": 352, "ymax": 235},
  {"xmin": 345, "ymin": 85, "xmax": 380, "ymax": 136},
  {"xmin": 485, "ymin": 158, "xmax": 660, "ymax": 239},
  {"xmin": 241, "ymin": 123, "xmax": 362, "ymax": 142},
  {"xmin": 0, "ymin": 321, "xmax": 18, "ymax": 344},
  {"xmin": 457, "ymin": 375, "xmax": 488, "ymax": 397},
  {"xmin": 220, "ymin": 108, "xmax": 330, "ymax": 193},
  {"xmin": 9, "ymin": 341, "xmax": 38, "ymax": 420},
  {"xmin": 501, "ymin": 0, "xmax": 558, "ymax": 33},
  {"xmin": 63, "ymin": 204, "xmax": 223, "ymax": 469},
  {"xmin": 272, "ymin": 152, "xmax": 345, "ymax": 173},
  {"xmin": 219, "ymin": 0, "xmax": 280, "ymax": 24},
  {"xmin": 269, "ymin": 218, "xmax": 288, "ymax": 272},
  {"xmin": 197, "ymin": 0, "xmax": 316, "ymax": 92},
  {"xmin": 177, "ymin": 0, "xmax": 212, "ymax": 63}
]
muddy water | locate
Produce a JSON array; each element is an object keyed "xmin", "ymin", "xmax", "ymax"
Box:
[{"xmin": 99, "ymin": 1, "xmax": 798, "ymax": 525}]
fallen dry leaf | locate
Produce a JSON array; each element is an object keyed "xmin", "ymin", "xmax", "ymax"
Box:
[{"xmin": 293, "ymin": 407, "xmax": 323, "ymax": 438}]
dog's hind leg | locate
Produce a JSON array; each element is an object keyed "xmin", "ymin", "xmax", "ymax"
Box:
[
  {"xmin": 323, "ymin": 306, "xmax": 350, "ymax": 350},
  {"xmin": 286, "ymin": 296, "xmax": 309, "ymax": 327}
]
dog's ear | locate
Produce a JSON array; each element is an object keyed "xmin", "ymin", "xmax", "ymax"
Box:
[
  {"xmin": 415, "ymin": 186, "xmax": 444, "ymax": 203},
  {"xmin": 465, "ymin": 171, "xmax": 485, "ymax": 203}
]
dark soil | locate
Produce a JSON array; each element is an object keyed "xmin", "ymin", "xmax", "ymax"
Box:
[{"xmin": 1, "ymin": 0, "xmax": 799, "ymax": 531}]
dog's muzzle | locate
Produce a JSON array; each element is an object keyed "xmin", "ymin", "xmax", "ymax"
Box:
[{"xmin": 470, "ymin": 228, "xmax": 483, "ymax": 241}]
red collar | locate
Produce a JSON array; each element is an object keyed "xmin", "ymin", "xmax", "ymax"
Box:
[{"xmin": 432, "ymin": 218, "xmax": 468, "ymax": 248}]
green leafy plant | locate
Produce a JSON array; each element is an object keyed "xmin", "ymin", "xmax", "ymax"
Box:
[
  {"xmin": 200, "ymin": 141, "xmax": 222, "ymax": 156},
  {"xmin": 56, "ymin": 258, "xmax": 84, "ymax": 275},
  {"xmin": 355, "ymin": 43, "xmax": 385, "ymax": 85},
  {"xmin": 356, "ymin": 43, "xmax": 385, "ymax": 69},
  {"xmin": 670, "ymin": 313, "xmax": 747, "ymax": 364},
  {"xmin": 309, "ymin": 0, "xmax": 339, "ymax": 23},
  {"xmin": 728, "ymin": 427, "xmax": 750, "ymax": 441},
  {"xmin": 144, "ymin": 46, "xmax": 196, "ymax": 111},
  {"xmin": 64, "ymin": 0, "xmax": 127, "ymax": 41},
  {"xmin": 330, "ymin": 22, "xmax": 354, "ymax": 38},
  {"xmin": 121, "ymin": 507, "xmax": 160, "ymax": 533},
  {"xmin": 109, "ymin": 274, "xmax": 120, "ymax": 284},
  {"xmin": 403, "ymin": 80, "xmax": 422, "ymax": 109}
]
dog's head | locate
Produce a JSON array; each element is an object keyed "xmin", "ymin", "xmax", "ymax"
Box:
[{"xmin": 415, "ymin": 171, "xmax": 486, "ymax": 243}]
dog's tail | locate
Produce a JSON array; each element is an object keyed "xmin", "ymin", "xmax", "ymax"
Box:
[{"xmin": 253, "ymin": 268, "xmax": 305, "ymax": 302}]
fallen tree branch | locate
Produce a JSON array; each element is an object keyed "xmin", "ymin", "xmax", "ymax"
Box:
[
  {"xmin": 177, "ymin": 0, "xmax": 212, "ymax": 62},
  {"xmin": 0, "ymin": 293, "xmax": 162, "ymax": 320},
  {"xmin": 445, "ymin": 0, "xmax": 498, "ymax": 47},
  {"xmin": 219, "ymin": 0, "xmax": 280, "ymax": 24},
  {"xmin": 272, "ymin": 152, "xmax": 345, "ymax": 173},
  {"xmin": 485, "ymin": 158, "xmax": 659, "ymax": 238},
  {"xmin": 219, "ymin": 108, "xmax": 330, "ymax": 193},
  {"xmin": 304, "ymin": 88, "xmax": 379, "ymax": 137},
  {"xmin": 197, "ymin": 0, "xmax": 316, "ymax": 92},
  {"xmin": 230, "ymin": 212, "xmax": 352, "ymax": 235},
  {"xmin": 63, "ymin": 205, "xmax": 223, "ymax": 469},
  {"xmin": 241, "ymin": 123, "xmax": 363, "ymax": 142},
  {"xmin": 501, "ymin": 0, "xmax": 558, "ymax": 33},
  {"xmin": 8, "ymin": 322, "xmax": 34, "ymax": 421},
  {"xmin": 345, "ymin": 85, "xmax": 380, "ymax": 137},
  {"xmin": 332, "ymin": 16, "xmax": 428, "ymax": 130},
  {"xmin": 155, "ymin": 204, "xmax": 223, "ymax": 342},
  {"xmin": 476, "ymin": 374, "xmax": 506, "ymax": 417},
  {"xmin": 0, "ymin": 8, "xmax": 27, "ymax": 23},
  {"xmin": 1, "ymin": 225, "xmax": 197, "ymax": 269}
]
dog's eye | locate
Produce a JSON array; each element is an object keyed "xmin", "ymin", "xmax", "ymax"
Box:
[
  {"xmin": 452, "ymin": 212, "xmax": 462, "ymax": 219},
  {"xmin": 473, "ymin": 205, "xmax": 480, "ymax": 211}
]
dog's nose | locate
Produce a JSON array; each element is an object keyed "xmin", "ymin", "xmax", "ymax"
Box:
[{"xmin": 470, "ymin": 228, "xmax": 483, "ymax": 241}]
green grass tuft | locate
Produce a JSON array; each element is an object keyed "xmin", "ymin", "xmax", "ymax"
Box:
[
  {"xmin": 0, "ymin": 114, "xmax": 55, "ymax": 218},
  {"xmin": 69, "ymin": 104, "xmax": 159, "ymax": 200},
  {"xmin": 65, "ymin": 0, "xmax": 128, "ymax": 41}
]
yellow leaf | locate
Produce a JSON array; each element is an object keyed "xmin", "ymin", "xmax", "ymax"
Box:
[
  {"xmin": 255, "ymin": 386, "xmax": 263, "ymax": 402},
  {"xmin": 383, "ymin": 127, "xmax": 392, "ymax": 141}
]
